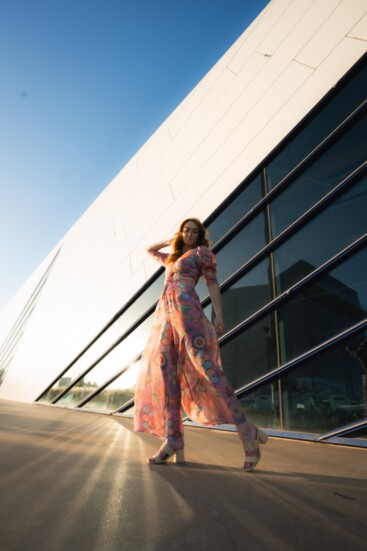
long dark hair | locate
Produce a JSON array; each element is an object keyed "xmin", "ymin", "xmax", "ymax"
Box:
[{"xmin": 167, "ymin": 218, "xmax": 210, "ymax": 264}]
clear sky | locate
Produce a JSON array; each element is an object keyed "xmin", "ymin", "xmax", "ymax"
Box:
[{"xmin": 0, "ymin": 0, "xmax": 269, "ymax": 311}]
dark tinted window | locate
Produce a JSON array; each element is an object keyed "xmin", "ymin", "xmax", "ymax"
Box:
[
  {"xmin": 274, "ymin": 175, "xmax": 367, "ymax": 293},
  {"xmin": 270, "ymin": 113, "xmax": 367, "ymax": 237},
  {"xmin": 267, "ymin": 62, "xmax": 367, "ymax": 189},
  {"xmin": 208, "ymin": 175, "xmax": 262, "ymax": 244}
]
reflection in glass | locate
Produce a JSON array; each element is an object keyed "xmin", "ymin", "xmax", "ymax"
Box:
[
  {"xmin": 195, "ymin": 277, "xmax": 210, "ymax": 302},
  {"xmin": 38, "ymin": 320, "xmax": 124, "ymax": 404},
  {"xmin": 215, "ymin": 211, "xmax": 267, "ymax": 284},
  {"xmin": 116, "ymin": 272, "xmax": 164, "ymax": 336},
  {"xmin": 267, "ymin": 63, "xmax": 367, "ymax": 189},
  {"xmin": 345, "ymin": 338, "xmax": 367, "ymax": 425},
  {"xmin": 38, "ymin": 378, "xmax": 66, "ymax": 404},
  {"xmin": 239, "ymin": 380, "xmax": 280, "ymax": 430},
  {"xmin": 116, "ymin": 405, "xmax": 135, "ymax": 417},
  {"xmin": 80, "ymin": 361, "xmax": 140, "ymax": 413},
  {"xmin": 205, "ymin": 257, "xmax": 272, "ymax": 334},
  {"xmin": 219, "ymin": 248, "xmax": 367, "ymax": 435},
  {"xmin": 278, "ymin": 247, "xmax": 367, "ymax": 365},
  {"xmin": 38, "ymin": 275, "xmax": 164, "ymax": 404},
  {"xmin": 280, "ymin": 329, "xmax": 367, "ymax": 433},
  {"xmin": 56, "ymin": 315, "xmax": 152, "ymax": 407},
  {"xmin": 274, "ymin": 175, "xmax": 367, "ymax": 293},
  {"xmin": 220, "ymin": 313, "xmax": 277, "ymax": 390},
  {"xmin": 342, "ymin": 427, "xmax": 367, "ymax": 440},
  {"xmin": 208, "ymin": 174, "xmax": 262, "ymax": 244},
  {"xmin": 270, "ymin": 113, "xmax": 367, "ymax": 237}
]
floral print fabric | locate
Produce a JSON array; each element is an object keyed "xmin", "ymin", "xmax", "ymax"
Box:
[{"xmin": 134, "ymin": 246, "xmax": 246, "ymax": 442}]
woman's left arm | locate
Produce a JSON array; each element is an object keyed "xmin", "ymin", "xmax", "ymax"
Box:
[{"xmin": 207, "ymin": 283, "xmax": 225, "ymax": 336}]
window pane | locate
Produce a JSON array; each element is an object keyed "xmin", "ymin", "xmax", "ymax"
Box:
[
  {"xmin": 115, "ymin": 405, "xmax": 135, "ymax": 417},
  {"xmin": 37, "ymin": 379, "xmax": 69, "ymax": 404},
  {"xmin": 219, "ymin": 248, "xmax": 367, "ymax": 427},
  {"xmin": 115, "ymin": 272, "xmax": 164, "ymax": 335},
  {"xmin": 278, "ymin": 247, "xmax": 367, "ymax": 364},
  {"xmin": 208, "ymin": 175, "xmax": 262, "ymax": 244},
  {"xmin": 56, "ymin": 315, "xmax": 152, "ymax": 407},
  {"xmin": 280, "ymin": 330, "xmax": 367, "ymax": 433},
  {"xmin": 129, "ymin": 273, "xmax": 164, "ymax": 315},
  {"xmin": 37, "ymin": 321, "xmax": 123, "ymax": 404},
  {"xmin": 80, "ymin": 361, "xmax": 140, "ymax": 413},
  {"xmin": 220, "ymin": 313, "xmax": 277, "ymax": 390},
  {"xmin": 38, "ymin": 275, "xmax": 163, "ymax": 404},
  {"xmin": 267, "ymin": 62, "xmax": 367, "ymax": 189},
  {"xmin": 215, "ymin": 211, "xmax": 267, "ymax": 284},
  {"xmin": 274, "ymin": 175, "xmax": 367, "ymax": 293},
  {"xmin": 342, "ymin": 427, "xmax": 367, "ymax": 440},
  {"xmin": 270, "ymin": 113, "xmax": 367, "ymax": 237},
  {"xmin": 239, "ymin": 380, "xmax": 281, "ymax": 430},
  {"xmin": 204, "ymin": 257, "xmax": 272, "ymax": 334}
]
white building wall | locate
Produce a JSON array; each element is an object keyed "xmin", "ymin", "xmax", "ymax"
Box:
[{"xmin": 0, "ymin": 0, "xmax": 366, "ymax": 402}]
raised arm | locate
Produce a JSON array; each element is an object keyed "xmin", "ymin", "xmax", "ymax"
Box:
[{"xmin": 146, "ymin": 239, "xmax": 172, "ymax": 253}]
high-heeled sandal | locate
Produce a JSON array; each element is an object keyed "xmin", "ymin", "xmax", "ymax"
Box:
[
  {"xmin": 148, "ymin": 444, "xmax": 185, "ymax": 465},
  {"xmin": 243, "ymin": 427, "xmax": 268, "ymax": 472}
]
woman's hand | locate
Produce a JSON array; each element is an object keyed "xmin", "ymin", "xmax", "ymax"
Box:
[
  {"xmin": 207, "ymin": 283, "xmax": 225, "ymax": 336},
  {"xmin": 214, "ymin": 314, "xmax": 225, "ymax": 336}
]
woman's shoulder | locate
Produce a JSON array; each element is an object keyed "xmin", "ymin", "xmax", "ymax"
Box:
[
  {"xmin": 196, "ymin": 245, "xmax": 218, "ymax": 282},
  {"xmin": 196, "ymin": 245, "xmax": 211, "ymax": 255},
  {"xmin": 196, "ymin": 245, "xmax": 214, "ymax": 256},
  {"xmin": 196, "ymin": 245, "xmax": 215, "ymax": 263}
]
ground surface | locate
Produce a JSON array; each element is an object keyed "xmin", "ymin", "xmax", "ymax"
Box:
[{"xmin": 0, "ymin": 399, "xmax": 366, "ymax": 550}]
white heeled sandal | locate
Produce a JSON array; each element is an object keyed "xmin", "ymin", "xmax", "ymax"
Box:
[
  {"xmin": 243, "ymin": 427, "xmax": 268, "ymax": 472},
  {"xmin": 148, "ymin": 444, "xmax": 185, "ymax": 464}
]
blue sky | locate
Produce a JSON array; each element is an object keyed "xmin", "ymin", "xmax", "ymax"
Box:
[{"xmin": 0, "ymin": 0, "xmax": 268, "ymax": 311}]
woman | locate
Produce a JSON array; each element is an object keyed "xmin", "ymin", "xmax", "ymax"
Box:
[{"xmin": 134, "ymin": 218, "xmax": 268, "ymax": 471}]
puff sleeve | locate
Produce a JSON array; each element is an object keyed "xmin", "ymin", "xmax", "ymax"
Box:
[
  {"xmin": 197, "ymin": 246, "xmax": 218, "ymax": 286},
  {"xmin": 147, "ymin": 250, "xmax": 168, "ymax": 266}
]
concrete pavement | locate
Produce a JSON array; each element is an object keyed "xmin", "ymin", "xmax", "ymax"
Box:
[{"xmin": 0, "ymin": 399, "xmax": 366, "ymax": 551}]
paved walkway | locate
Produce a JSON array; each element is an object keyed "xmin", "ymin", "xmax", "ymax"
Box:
[{"xmin": 0, "ymin": 399, "xmax": 366, "ymax": 551}]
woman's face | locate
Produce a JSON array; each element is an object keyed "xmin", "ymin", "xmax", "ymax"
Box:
[{"xmin": 181, "ymin": 220, "xmax": 200, "ymax": 249}]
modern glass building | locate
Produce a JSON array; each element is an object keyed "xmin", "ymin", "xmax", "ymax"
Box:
[{"xmin": 1, "ymin": 0, "xmax": 366, "ymax": 448}]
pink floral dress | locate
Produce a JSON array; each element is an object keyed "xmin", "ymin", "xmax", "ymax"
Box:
[{"xmin": 134, "ymin": 246, "xmax": 246, "ymax": 444}]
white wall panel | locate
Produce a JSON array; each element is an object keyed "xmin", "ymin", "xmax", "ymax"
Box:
[
  {"xmin": 123, "ymin": 68, "xmax": 238, "ymax": 213},
  {"xmin": 107, "ymin": 262, "xmax": 147, "ymax": 314},
  {"xmin": 227, "ymin": 0, "xmax": 292, "ymax": 73},
  {"xmin": 269, "ymin": 0, "xmax": 341, "ymax": 59},
  {"xmin": 348, "ymin": 12, "xmax": 367, "ymax": 40},
  {"xmin": 295, "ymin": 0, "xmax": 367, "ymax": 68},
  {"xmin": 257, "ymin": 0, "xmax": 314, "ymax": 55},
  {"xmin": 170, "ymin": 59, "xmax": 312, "ymax": 200},
  {"xmin": 258, "ymin": 37, "xmax": 367, "ymax": 153},
  {"xmin": 168, "ymin": 67, "xmax": 236, "ymax": 140},
  {"xmin": 162, "ymin": 54, "xmax": 268, "ymax": 199},
  {"xmin": 118, "ymin": 166, "xmax": 174, "ymax": 232},
  {"xmin": 166, "ymin": 61, "xmax": 310, "ymax": 211},
  {"xmin": 128, "ymin": 188, "xmax": 176, "ymax": 271}
]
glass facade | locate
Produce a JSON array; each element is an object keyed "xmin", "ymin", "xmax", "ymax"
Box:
[{"xmin": 37, "ymin": 56, "xmax": 367, "ymax": 446}]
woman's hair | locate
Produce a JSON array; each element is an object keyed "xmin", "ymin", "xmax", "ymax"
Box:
[{"xmin": 167, "ymin": 218, "xmax": 210, "ymax": 264}]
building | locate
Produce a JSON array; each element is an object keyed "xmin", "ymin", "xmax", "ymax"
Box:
[{"xmin": 0, "ymin": 0, "xmax": 366, "ymax": 447}]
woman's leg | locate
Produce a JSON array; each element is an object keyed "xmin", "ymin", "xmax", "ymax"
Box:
[
  {"xmin": 163, "ymin": 362, "xmax": 184, "ymax": 449},
  {"xmin": 207, "ymin": 369, "xmax": 268, "ymax": 471},
  {"xmin": 148, "ymin": 341, "xmax": 185, "ymax": 463}
]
